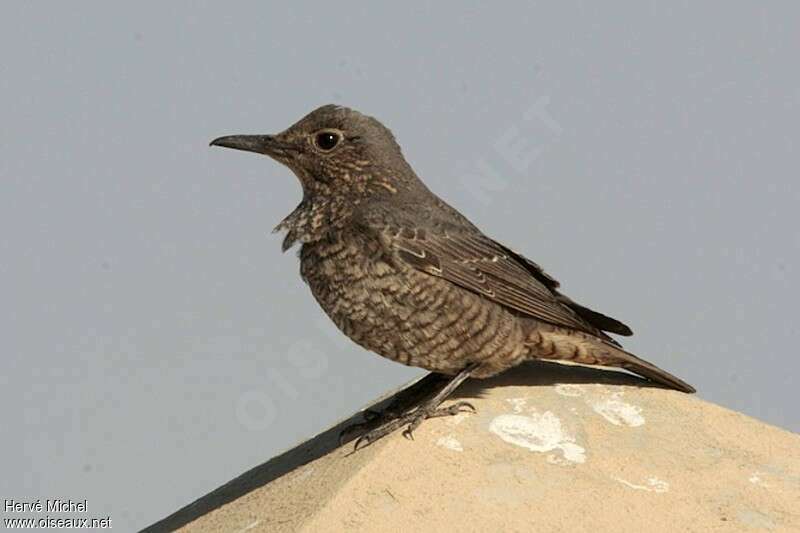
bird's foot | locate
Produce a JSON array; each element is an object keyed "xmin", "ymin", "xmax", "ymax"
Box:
[
  {"xmin": 340, "ymin": 363, "xmax": 480, "ymax": 451},
  {"xmin": 338, "ymin": 404, "xmax": 408, "ymax": 445},
  {"xmin": 352, "ymin": 400, "xmax": 475, "ymax": 450}
]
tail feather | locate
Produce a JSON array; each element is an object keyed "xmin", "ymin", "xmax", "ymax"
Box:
[
  {"xmin": 527, "ymin": 325, "xmax": 695, "ymax": 393},
  {"xmin": 614, "ymin": 349, "xmax": 695, "ymax": 393}
]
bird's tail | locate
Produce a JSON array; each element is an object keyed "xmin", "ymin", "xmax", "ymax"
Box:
[{"xmin": 525, "ymin": 324, "xmax": 695, "ymax": 393}]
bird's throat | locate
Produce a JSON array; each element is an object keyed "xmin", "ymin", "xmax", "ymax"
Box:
[{"xmin": 273, "ymin": 196, "xmax": 359, "ymax": 252}]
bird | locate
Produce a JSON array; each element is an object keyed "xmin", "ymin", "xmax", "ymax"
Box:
[{"xmin": 210, "ymin": 104, "xmax": 695, "ymax": 447}]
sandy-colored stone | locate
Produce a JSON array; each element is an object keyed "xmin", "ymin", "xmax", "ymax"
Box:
[{"xmin": 146, "ymin": 362, "xmax": 800, "ymax": 532}]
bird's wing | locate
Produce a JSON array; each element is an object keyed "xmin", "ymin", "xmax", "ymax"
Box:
[
  {"xmin": 494, "ymin": 242, "xmax": 633, "ymax": 337},
  {"xmin": 356, "ymin": 204, "xmax": 631, "ymax": 340}
]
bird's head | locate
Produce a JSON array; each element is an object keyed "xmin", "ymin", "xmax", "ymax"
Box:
[{"xmin": 211, "ymin": 104, "xmax": 415, "ymax": 201}]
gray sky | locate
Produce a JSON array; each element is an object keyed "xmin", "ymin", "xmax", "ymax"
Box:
[{"xmin": 2, "ymin": 2, "xmax": 798, "ymax": 530}]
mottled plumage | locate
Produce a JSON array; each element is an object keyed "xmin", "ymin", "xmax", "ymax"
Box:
[{"xmin": 211, "ymin": 105, "xmax": 694, "ymax": 445}]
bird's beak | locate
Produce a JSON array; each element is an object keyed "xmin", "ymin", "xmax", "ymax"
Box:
[{"xmin": 209, "ymin": 134, "xmax": 292, "ymax": 158}]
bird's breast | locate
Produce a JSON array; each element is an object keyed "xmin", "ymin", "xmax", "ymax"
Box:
[{"xmin": 299, "ymin": 231, "xmax": 398, "ymax": 323}]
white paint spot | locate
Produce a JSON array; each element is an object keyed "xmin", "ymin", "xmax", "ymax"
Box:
[
  {"xmin": 506, "ymin": 397, "xmax": 528, "ymax": 413},
  {"xmin": 489, "ymin": 412, "xmax": 586, "ymax": 463},
  {"xmin": 590, "ymin": 394, "xmax": 645, "ymax": 427},
  {"xmin": 554, "ymin": 384, "xmax": 584, "ymax": 397},
  {"xmin": 648, "ymin": 478, "xmax": 669, "ymax": 492},
  {"xmin": 436, "ymin": 435, "xmax": 464, "ymax": 452},
  {"xmin": 749, "ymin": 472, "xmax": 769, "ymax": 487},
  {"xmin": 613, "ymin": 476, "xmax": 669, "ymax": 493}
]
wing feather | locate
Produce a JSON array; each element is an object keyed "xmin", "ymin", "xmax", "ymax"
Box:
[{"xmin": 357, "ymin": 203, "xmax": 632, "ymax": 340}]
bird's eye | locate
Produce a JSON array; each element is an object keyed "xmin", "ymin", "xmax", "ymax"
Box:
[{"xmin": 314, "ymin": 131, "xmax": 340, "ymax": 151}]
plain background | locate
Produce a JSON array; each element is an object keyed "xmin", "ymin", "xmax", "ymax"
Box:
[{"xmin": 2, "ymin": 2, "xmax": 798, "ymax": 530}]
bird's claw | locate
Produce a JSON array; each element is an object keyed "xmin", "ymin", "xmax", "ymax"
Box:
[
  {"xmin": 350, "ymin": 400, "xmax": 477, "ymax": 450},
  {"xmin": 353, "ymin": 433, "xmax": 374, "ymax": 451},
  {"xmin": 444, "ymin": 401, "xmax": 476, "ymax": 414}
]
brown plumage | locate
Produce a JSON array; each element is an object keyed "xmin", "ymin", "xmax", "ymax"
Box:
[{"xmin": 211, "ymin": 105, "xmax": 695, "ymax": 446}]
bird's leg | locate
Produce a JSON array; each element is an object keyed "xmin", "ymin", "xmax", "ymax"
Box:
[
  {"xmin": 361, "ymin": 372, "xmax": 448, "ymax": 423},
  {"xmin": 352, "ymin": 363, "xmax": 479, "ymax": 450},
  {"xmin": 339, "ymin": 373, "xmax": 445, "ymax": 444}
]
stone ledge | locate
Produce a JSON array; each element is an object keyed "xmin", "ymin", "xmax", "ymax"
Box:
[{"xmin": 144, "ymin": 361, "xmax": 800, "ymax": 532}]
